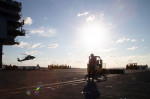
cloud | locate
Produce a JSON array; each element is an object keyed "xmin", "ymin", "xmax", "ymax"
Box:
[
  {"xmin": 30, "ymin": 30, "xmax": 44, "ymax": 34},
  {"xmin": 28, "ymin": 43, "xmax": 41, "ymax": 49},
  {"xmin": 127, "ymin": 46, "xmax": 138, "ymax": 50},
  {"xmin": 14, "ymin": 41, "xmax": 28, "ymax": 48},
  {"xmin": 116, "ymin": 38, "xmax": 126, "ymax": 43},
  {"xmin": 24, "ymin": 51, "xmax": 39, "ymax": 55},
  {"xmin": 14, "ymin": 42, "xmax": 44, "ymax": 49},
  {"xmin": 131, "ymin": 39, "xmax": 136, "ymax": 42},
  {"xmin": 24, "ymin": 17, "xmax": 33, "ymax": 25},
  {"xmin": 86, "ymin": 15, "xmax": 96, "ymax": 22},
  {"xmin": 141, "ymin": 39, "xmax": 144, "ymax": 42},
  {"xmin": 116, "ymin": 38, "xmax": 137, "ymax": 43},
  {"xmin": 77, "ymin": 12, "xmax": 89, "ymax": 17},
  {"xmin": 25, "ymin": 35, "xmax": 30, "ymax": 38},
  {"xmin": 48, "ymin": 44, "xmax": 58, "ymax": 48},
  {"xmin": 30, "ymin": 26, "xmax": 56, "ymax": 37},
  {"xmin": 126, "ymin": 39, "xmax": 130, "ymax": 41}
]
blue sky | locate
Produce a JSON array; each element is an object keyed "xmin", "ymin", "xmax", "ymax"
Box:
[{"xmin": 3, "ymin": 0, "xmax": 150, "ymax": 68}]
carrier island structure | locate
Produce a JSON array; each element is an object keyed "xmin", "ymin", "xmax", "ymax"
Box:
[{"xmin": 0, "ymin": 0, "xmax": 25, "ymax": 68}]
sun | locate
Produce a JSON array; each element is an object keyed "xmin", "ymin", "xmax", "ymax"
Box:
[{"xmin": 79, "ymin": 22, "xmax": 108, "ymax": 48}]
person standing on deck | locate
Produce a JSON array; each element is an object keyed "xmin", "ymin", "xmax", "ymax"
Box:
[{"xmin": 88, "ymin": 53, "xmax": 96, "ymax": 79}]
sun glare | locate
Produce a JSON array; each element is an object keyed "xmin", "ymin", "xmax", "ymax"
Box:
[{"xmin": 80, "ymin": 22, "xmax": 108, "ymax": 48}]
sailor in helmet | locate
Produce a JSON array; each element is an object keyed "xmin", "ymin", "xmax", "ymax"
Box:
[{"xmin": 88, "ymin": 53, "xmax": 96, "ymax": 79}]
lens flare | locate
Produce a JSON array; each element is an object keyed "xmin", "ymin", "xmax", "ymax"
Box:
[
  {"xmin": 36, "ymin": 86, "xmax": 40, "ymax": 91},
  {"xmin": 26, "ymin": 90, "xmax": 31, "ymax": 95},
  {"xmin": 34, "ymin": 91, "xmax": 39, "ymax": 95}
]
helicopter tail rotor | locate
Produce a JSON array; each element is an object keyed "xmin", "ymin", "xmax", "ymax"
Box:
[{"xmin": 17, "ymin": 58, "xmax": 21, "ymax": 62}]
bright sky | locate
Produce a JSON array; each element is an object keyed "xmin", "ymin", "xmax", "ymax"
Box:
[{"xmin": 3, "ymin": 0, "xmax": 150, "ymax": 68}]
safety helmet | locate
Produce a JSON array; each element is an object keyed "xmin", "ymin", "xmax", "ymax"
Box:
[{"xmin": 90, "ymin": 53, "xmax": 94, "ymax": 57}]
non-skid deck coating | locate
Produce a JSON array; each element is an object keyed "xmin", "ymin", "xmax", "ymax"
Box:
[{"xmin": 0, "ymin": 69, "xmax": 150, "ymax": 99}]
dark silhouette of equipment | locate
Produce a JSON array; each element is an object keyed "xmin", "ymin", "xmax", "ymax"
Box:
[
  {"xmin": 87, "ymin": 54, "xmax": 125, "ymax": 79},
  {"xmin": 17, "ymin": 54, "xmax": 35, "ymax": 62},
  {"xmin": 48, "ymin": 64, "xmax": 71, "ymax": 69},
  {"xmin": 126, "ymin": 63, "xmax": 148, "ymax": 70}
]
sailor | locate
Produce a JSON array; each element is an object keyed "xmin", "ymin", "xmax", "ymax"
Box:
[{"xmin": 88, "ymin": 53, "xmax": 96, "ymax": 79}]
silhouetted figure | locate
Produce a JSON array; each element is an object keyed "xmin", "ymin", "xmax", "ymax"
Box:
[
  {"xmin": 83, "ymin": 80, "xmax": 100, "ymax": 99},
  {"xmin": 88, "ymin": 53, "xmax": 96, "ymax": 79}
]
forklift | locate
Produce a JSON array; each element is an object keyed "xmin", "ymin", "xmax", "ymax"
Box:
[
  {"xmin": 87, "ymin": 54, "xmax": 125, "ymax": 79},
  {"xmin": 87, "ymin": 54, "xmax": 103, "ymax": 79}
]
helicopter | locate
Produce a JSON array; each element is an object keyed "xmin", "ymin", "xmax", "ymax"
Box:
[{"xmin": 17, "ymin": 54, "xmax": 36, "ymax": 62}]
